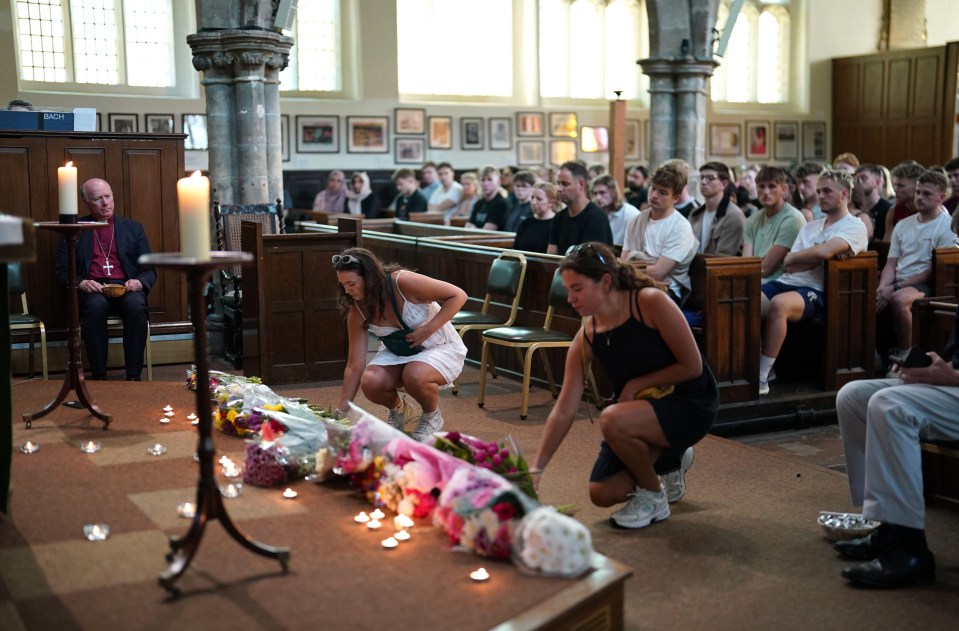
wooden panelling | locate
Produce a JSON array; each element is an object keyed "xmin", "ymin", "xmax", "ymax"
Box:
[
  {"xmin": 832, "ymin": 43, "xmax": 957, "ymax": 166},
  {"xmin": 1, "ymin": 131, "xmax": 187, "ymax": 336}
]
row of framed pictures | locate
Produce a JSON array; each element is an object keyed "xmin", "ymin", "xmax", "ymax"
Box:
[
  {"xmin": 100, "ymin": 113, "xmax": 209, "ymax": 150},
  {"xmin": 709, "ymin": 120, "xmax": 828, "ymax": 162}
]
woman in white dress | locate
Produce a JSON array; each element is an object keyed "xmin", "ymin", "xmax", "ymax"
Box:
[{"xmin": 333, "ymin": 248, "xmax": 467, "ymax": 440}]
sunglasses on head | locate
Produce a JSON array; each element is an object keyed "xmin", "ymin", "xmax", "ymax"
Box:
[
  {"xmin": 566, "ymin": 243, "xmax": 607, "ymax": 267},
  {"xmin": 331, "ymin": 254, "xmax": 360, "ymax": 266}
]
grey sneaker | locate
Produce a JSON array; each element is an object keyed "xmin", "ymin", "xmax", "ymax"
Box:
[
  {"xmin": 609, "ymin": 486, "xmax": 670, "ymax": 529},
  {"xmin": 659, "ymin": 447, "xmax": 694, "ymax": 503},
  {"xmin": 387, "ymin": 396, "xmax": 414, "ymax": 431},
  {"xmin": 410, "ymin": 409, "xmax": 444, "ymax": 442}
]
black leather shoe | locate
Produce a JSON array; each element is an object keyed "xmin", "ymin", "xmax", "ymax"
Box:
[
  {"xmin": 126, "ymin": 375, "xmax": 141, "ymax": 382},
  {"xmin": 834, "ymin": 531, "xmax": 888, "ymax": 560},
  {"xmin": 841, "ymin": 548, "xmax": 936, "ymax": 588}
]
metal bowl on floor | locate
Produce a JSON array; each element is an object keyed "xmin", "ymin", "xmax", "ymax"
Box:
[{"xmin": 817, "ymin": 511, "xmax": 880, "ymax": 541}]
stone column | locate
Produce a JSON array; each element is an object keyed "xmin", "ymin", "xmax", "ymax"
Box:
[
  {"xmin": 638, "ymin": 58, "xmax": 677, "ymax": 170},
  {"xmin": 187, "ymin": 29, "xmax": 291, "ymax": 205},
  {"xmin": 674, "ymin": 60, "xmax": 717, "ymax": 169}
]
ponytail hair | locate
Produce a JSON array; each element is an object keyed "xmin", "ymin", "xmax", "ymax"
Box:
[{"xmin": 560, "ymin": 242, "xmax": 667, "ymax": 293}]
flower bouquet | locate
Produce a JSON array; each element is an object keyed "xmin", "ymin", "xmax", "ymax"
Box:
[
  {"xmin": 242, "ymin": 408, "xmax": 328, "ymax": 487},
  {"xmin": 433, "ymin": 466, "xmax": 535, "ymax": 560},
  {"xmin": 430, "ymin": 432, "xmax": 538, "ymax": 500},
  {"xmin": 512, "ymin": 507, "xmax": 593, "ymax": 577}
]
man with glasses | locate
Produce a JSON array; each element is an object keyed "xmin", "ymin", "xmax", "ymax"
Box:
[
  {"xmin": 687, "ymin": 161, "xmax": 746, "ymax": 256},
  {"xmin": 547, "ymin": 161, "xmax": 613, "ymax": 255}
]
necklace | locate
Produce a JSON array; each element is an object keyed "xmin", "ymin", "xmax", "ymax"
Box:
[{"xmin": 93, "ymin": 226, "xmax": 116, "ymax": 276}]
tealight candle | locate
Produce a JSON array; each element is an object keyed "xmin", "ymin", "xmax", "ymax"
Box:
[
  {"xmin": 192, "ymin": 418, "xmax": 199, "ymax": 426},
  {"xmin": 222, "ymin": 465, "xmax": 241, "ymax": 479},
  {"xmin": 79, "ymin": 440, "xmax": 101, "ymax": 454},
  {"xmin": 163, "ymin": 405, "xmax": 173, "ymax": 413},
  {"xmin": 394, "ymin": 529, "xmax": 411, "ymax": 542},
  {"xmin": 381, "ymin": 537, "xmax": 398, "ymax": 549},
  {"xmin": 164, "ymin": 411, "xmax": 175, "ymax": 418},
  {"xmin": 187, "ymin": 413, "xmax": 198, "ymax": 422},
  {"xmin": 146, "ymin": 443, "xmax": 167, "ymax": 456},
  {"xmin": 394, "ymin": 514, "xmax": 414, "ymax": 530},
  {"xmin": 354, "ymin": 512, "xmax": 370, "ymax": 524},
  {"xmin": 177, "ymin": 170, "xmax": 211, "ymax": 260},
  {"xmin": 469, "ymin": 568, "xmax": 490, "ymax": 582},
  {"xmin": 19, "ymin": 441, "xmax": 40, "ymax": 454},
  {"xmin": 177, "ymin": 502, "xmax": 196, "ymax": 519},
  {"xmin": 282, "ymin": 488, "xmax": 298, "ymax": 499},
  {"xmin": 370, "ymin": 508, "xmax": 385, "ymax": 520},
  {"xmin": 159, "ymin": 417, "xmax": 170, "ymax": 424},
  {"xmin": 366, "ymin": 519, "xmax": 382, "ymax": 530},
  {"xmin": 83, "ymin": 523, "xmax": 110, "ymax": 541},
  {"xmin": 221, "ymin": 483, "xmax": 242, "ymax": 498}
]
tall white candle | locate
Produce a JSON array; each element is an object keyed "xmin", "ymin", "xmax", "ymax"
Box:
[
  {"xmin": 58, "ymin": 161, "xmax": 78, "ymax": 216},
  {"xmin": 177, "ymin": 170, "xmax": 211, "ymax": 260}
]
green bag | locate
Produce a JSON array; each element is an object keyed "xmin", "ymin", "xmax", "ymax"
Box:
[{"xmin": 378, "ymin": 274, "xmax": 424, "ymax": 356}]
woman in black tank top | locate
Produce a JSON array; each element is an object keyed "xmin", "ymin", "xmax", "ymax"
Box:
[{"xmin": 531, "ymin": 243, "xmax": 718, "ymax": 529}]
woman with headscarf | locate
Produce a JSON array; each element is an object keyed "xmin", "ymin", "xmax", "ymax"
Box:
[
  {"xmin": 313, "ymin": 169, "xmax": 347, "ymax": 212},
  {"xmin": 346, "ymin": 171, "xmax": 380, "ymax": 218}
]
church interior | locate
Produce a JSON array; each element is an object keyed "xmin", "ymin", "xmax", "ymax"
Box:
[{"xmin": 2, "ymin": 1, "xmax": 959, "ymax": 628}]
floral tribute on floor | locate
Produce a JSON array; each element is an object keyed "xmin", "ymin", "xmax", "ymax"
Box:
[{"xmin": 189, "ymin": 370, "xmax": 594, "ymax": 578}]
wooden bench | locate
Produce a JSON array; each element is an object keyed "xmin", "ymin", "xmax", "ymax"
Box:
[
  {"xmin": 239, "ymin": 219, "xmax": 359, "ymax": 385},
  {"xmin": 685, "ymin": 254, "xmax": 763, "ymax": 402},
  {"xmin": 911, "ymin": 297, "xmax": 959, "ymax": 502}
]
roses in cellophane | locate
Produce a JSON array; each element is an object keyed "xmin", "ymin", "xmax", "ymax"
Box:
[
  {"xmin": 433, "ymin": 466, "xmax": 535, "ymax": 560},
  {"xmin": 430, "ymin": 432, "xmax": 538, "ymax": 501},
  {"xmin": 242, "ymin": 408, "xmax": 327, "ymax": 487}
]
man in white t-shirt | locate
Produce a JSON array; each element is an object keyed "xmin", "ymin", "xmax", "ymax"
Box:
[
  {"xmin": 758, "ymin": 169, "xmax": 869, "ymax": 395},
  {"xmin": 621, "ymin": 160, "xmax": 698, "ymax": 305},
  {"xmin": 878, "ymin": 169, "xmax": 958, "ymax": 359},
  {"xmin": 427, "ymin": 162, "xmax": 462, "ymax": 215}
]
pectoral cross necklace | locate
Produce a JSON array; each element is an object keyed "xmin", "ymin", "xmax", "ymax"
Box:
[{"xmin": 94, "ymin": 227, "xmax": 115, "ymax": 276}]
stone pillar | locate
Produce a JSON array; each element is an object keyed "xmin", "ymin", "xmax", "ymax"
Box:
[
  {"xmin": 638, "ymin": 58, "xmax": 677, "ymax": 170},
  {"xmin": 187, "ymin": 28, "xmax": 291, "ymax": 205},
  {"xmin": 674, "ymin": 61, "xmax": 717, "ymax": 169}
]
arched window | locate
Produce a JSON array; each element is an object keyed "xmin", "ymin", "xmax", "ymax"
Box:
[
  {"xmin": 279, "ymin": 0, "xmax": 342, "ymax": 92},
  {"xmin": 14, "ymin": 0, "xmax": 176, "ymax": 88},
  {"xmin": 540, "ymin": 0, "xmax": 647, "ymax": 101},
  {"xmin": 712, "ymin": 0, "xmax": 790, "ymax": 105},
  {"xmin": 396, "ymin": 0, "xmax": 513, "ymax": 97}
]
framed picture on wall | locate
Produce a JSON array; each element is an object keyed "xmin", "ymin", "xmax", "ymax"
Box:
[
  {"xmin": 394, "ymin": 108, "xmax": 426, "ymax": 135},
  {"xmin": 549, "ymin": 112, "xmax": 578, "ymax": 138},
  {"xmin": 774, "ymin": 121, "xmax": 800, "ymax": 160},
  {"xmin": 347, "ymin": 116, "xmax": 389, "ymax": 153},
  {"xmin": 281, "ymin": 114, "xmax": 290, "ymax": 162},
  {"xmin": 428, "ymin": 116, "xmax": 452, "ymax": 149},
  {"xmin": 516, "ymin": 112, "xmax": 544, "ymax": 137},
  {"xmin": 517, "ymin": 140, "xmax": 545, "ymax": 166},
  {"xmin": 296, "ymin": 115, "xmax": 339, "ymax": 153},
  {"xmin": 182, "ymin": 114, "xmax": 208, "ymax": 150},
  {"xmin": 461, "ymin": 117, "xmax": 484, "ymax": 150},
  {"xmin": 108, "ymin": 113, "xmax": 138, "ymax": 133},
  {"xmin": 580, "ymin": 126, "xmax": 609, "ymax": 153},
  {"xmin": 802, "ymin": 121, "xmax": 827, "ymax": 160},
  {"xmin": 488, "ymin": 117, "xmax": 513, "ymax": 150},
  {"xmin": 745, "ymin": 120, "xmax": 770, "ymax": 160},
  {"xmin": 625, "ymin": 119, "xmax": 641, "ymax": 160},
  {"xmin": 145, "ymin": 114, "xmax": 174, "ymax": 134},
  {"xmin": 395, "ymin": 137, "xmax": 425, "ymax": 164},
  {"xmin": 709, "ymin": 123, "xmax": 741, "ymax": 156},
  {"xmin": 550, "ymin": 139, "xmax": 577, "ymax": 165}
]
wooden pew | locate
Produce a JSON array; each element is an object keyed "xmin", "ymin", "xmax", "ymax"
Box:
[
  {"xmin": 408, "ymin": 212, "xmax": 447, "ymax": 225},
  {"xmin": 240, "ymin": 220, "xmax": 359, "ymax": 385},
  {"xmin": 932, "ymin": 246, "xmax": 959, "ymax": 300},
  {"xmin": 426, "ymin": 234, "xmax": 518, "ymax": 249},
  {"xmin": 911, "ymin": 297, "xmax": 959, "ymax": 502},
  {"xmin": 777, "ymin": 252, "xmax": 878, "ymax": 390},
  {"xmin": 686, "ymin": 254, "xmax": 763, "ymax": 402}
]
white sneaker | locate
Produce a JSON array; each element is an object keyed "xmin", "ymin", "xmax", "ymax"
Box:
[
  {"xmin": 609, "ymin": 486, "xmax": 670, "ymax": 529},
  {"xmin": 387, "ymin": 396, "xmax": 414, "ymax": 431},
  {"xmin": 759, "ymin": 380, "xmax": 770, "ymax": 396},
  {"xmin": 410, "ymin": 409, "xmax": 444, "ymax": 442},
  {"xmin": 659, "ymin": 447, "xmax": 694, "ymax": 503}
]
